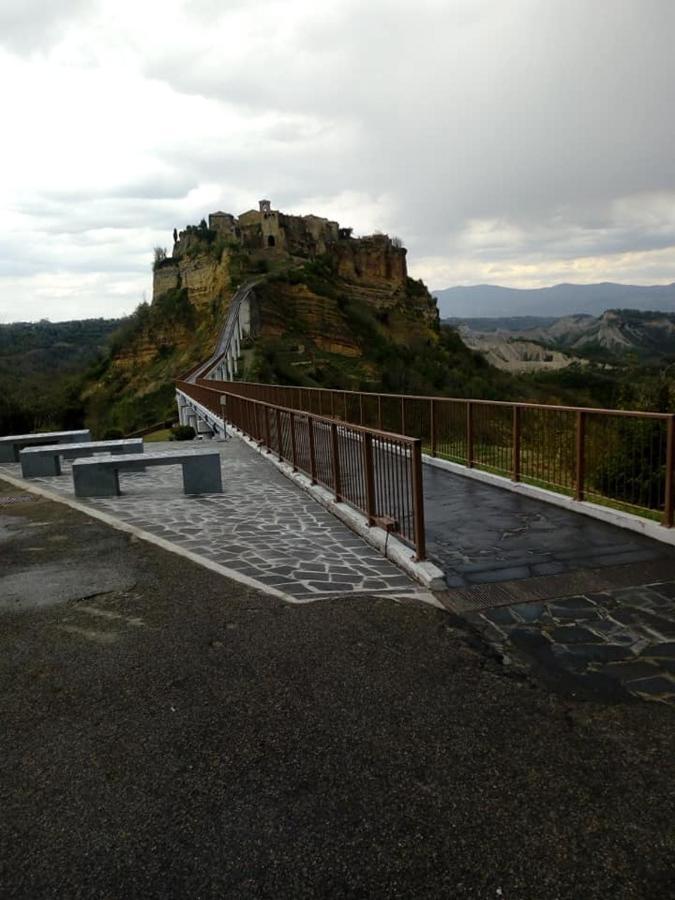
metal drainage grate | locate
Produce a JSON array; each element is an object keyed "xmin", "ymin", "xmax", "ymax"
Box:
[{"xmin": 0, "ymin": 494, "xmax": 40, "ymax": 506}]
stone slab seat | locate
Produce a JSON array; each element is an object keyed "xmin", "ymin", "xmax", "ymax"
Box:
[
  {"xmin": 72, "ymin": 449, "xmax": 223, "ymax": 498},
  {"xmin": 0, "ymin": 429, "xmax": 91, "ymax": 464},
  {"xmin": 20, "ymin": 438, "xmax": 144, "ymax": 478}
]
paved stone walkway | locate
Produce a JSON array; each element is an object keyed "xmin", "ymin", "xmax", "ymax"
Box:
[
  {"xmin": 0, "ymin": 438, "xmax": 420, "ymax": 603},
  {"xmin": 464, "ymin": 582, "xmax": 675, "ymax": 704},
  {"xmin": 424, "ymin": 465, "xmax": 675, "ymax": 587}
]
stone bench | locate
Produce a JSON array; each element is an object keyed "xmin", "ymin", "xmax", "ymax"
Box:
[
  {"xmin": 72, "ymin": 449, "xmax": 223, "ymax": 498},
  {"xmin": 0, "ymin": 429, "xmax": 91, "ymax": 463},
  {"xmin": 20, "ymin": 438, "xmax": 144, "ymax": 478}
]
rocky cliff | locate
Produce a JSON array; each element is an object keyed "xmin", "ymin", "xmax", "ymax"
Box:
[{"xmin": 83, "ymin": 202, "xmax": 459, "ymax": 435}]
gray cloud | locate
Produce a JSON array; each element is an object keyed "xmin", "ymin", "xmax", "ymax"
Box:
[
  {"xmin": 0, "ymin": 0, "xmax": 90, "ymax": 52},
  {"xmin": 2, "ymin": 0, "xmax": 675, "ymax": 321}
]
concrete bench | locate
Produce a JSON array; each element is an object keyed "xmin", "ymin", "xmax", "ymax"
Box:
[
  {"xmin": 72, "ymin": 449, "xmax": 223, "ymax": 498},
  {"xmin": 0, "ymin": 429, "xmax": 91, "ymax": 463},
  {"xmin": 20, "ymin": 438, "xmax": 144, "ymax": 478}
]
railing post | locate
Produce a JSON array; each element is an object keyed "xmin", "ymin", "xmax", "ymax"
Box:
[
  {"xmin": 430, "ymin": 398, "xmax": 437, "ymax": 457},
  {"xmin": 466, "ymin": 401, "xmax": 474, "ymax": 467},
  {"xmin": 359, "ymin": 394, "xmax": 364, "ymax": 426},
  {"xmin": 264, "ymin": 405, "xmax": 271, "ymax": 452},
  {"xmin": 343, "ymin": 392, "xmax": 348, "ymax": 422},
  {"xmin": 290, "ymin": 412, "xmax": 298, "ymax": 472},
  {"xmin": 378, "ymin": 395, "xmax": 383, "ymax": 431},
  {"xmin": 575, "ymin": 410, "xmax": 586, "ymax": 501},
  {"xmin": 275, "ymin": 407, "xmax": 283, "ymax": 461},
  {"xmin": 411, "ymin": 439, "xmax": 426, "ymax": 561},
  {"xmin": 401, "ymin": 396, "xmax": 405, "ymax": 435},
  {"xmin": 308, "ymin": 416, "xmax": 317, "ymax": 485},
  {"xmin": 363, "ymin": 433, "xmax": 376, "ymax": 525},
  {"xmin": 512, "ymin": 405, "xmax": 521, "ymax": 482},
  {"xmin": 330, "ymin": 392, "xmax": 335, "ymax": 418},
  {"xmin": 663, "ymin": 415, "xmax": 675, "ymax": 527},
  {"xmin": 331, "ymin": 422, "xmax": 342, "ymax": 501}
]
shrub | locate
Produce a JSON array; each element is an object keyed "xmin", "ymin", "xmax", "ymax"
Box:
[
  {"xmin": 171, "ymin": 425, "xmax": 196, "ymax": 441},
  {"xmin": 103, "ymin": 428, "xmax": 125, "ymax": 440}
]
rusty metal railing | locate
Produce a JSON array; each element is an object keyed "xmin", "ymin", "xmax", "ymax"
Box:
[
  {"xmin": 197, "ymin": 379, "xmax": 675, "ymax": 527},
  {"xmin": 176, "ymin": 381, "xmax": 427, "ymax": 558}
]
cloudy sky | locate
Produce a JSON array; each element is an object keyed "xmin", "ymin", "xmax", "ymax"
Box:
[{"xmin": 1, "ymin": 0, "xmax": 674, "ymax": 322}]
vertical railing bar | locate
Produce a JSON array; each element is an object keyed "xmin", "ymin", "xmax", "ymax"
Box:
[
  {"xmin": 290, "ymin": 411, "xmax": 298, "ymax": 472},
  {"xmin": 363, "ymin": 433, "xmax": 376, "ymax": 525},
  {"xmin": 275, "ymin": 407, "xmax": 283, "ymax": 461},
  {"xmin": 331, "ymin": 422, "xmax": 342, "ymax": 501},
  {"xmin": 411, "ymin": 439, "xmax": 426, "ymax": 560},
  {"xmin": 663, "ymin": 415, "xmax": 674, "ymax": 527},
  {"xmin": 575, "ymin": 410, "xmax": 586, "ymax": 501},
  {"xmin": 513, "ymin": 405, "xmax": 521, "ymax": 482},
  {"xmin": 466, "ymin": 401, "xmax": 474, "ymax": 468},
  {"xmin": 308, "ymin": 415, "xmax": 317, "ymax": 485}
]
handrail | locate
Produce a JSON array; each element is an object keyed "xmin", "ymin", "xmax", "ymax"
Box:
[
  {"xmin": 200, "ymin": 378, "xmax": 672, "ymax": 420},
  {"xmin": 176, "ymin": 380, "xmax": 427, "ymax": 558},
  {"xmin": 193, "ymin": 379, "xmax": 675, "ymax": 528}
]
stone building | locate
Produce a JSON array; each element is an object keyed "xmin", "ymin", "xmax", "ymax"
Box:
[{"xmin": 202, "ymin": 200, "xmax": 340, "ymax": 258}]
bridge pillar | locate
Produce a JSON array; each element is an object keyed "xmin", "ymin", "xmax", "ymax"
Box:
[{"xmin": 177, "ymin": 395, "xmax": 191, "ymax": 426}]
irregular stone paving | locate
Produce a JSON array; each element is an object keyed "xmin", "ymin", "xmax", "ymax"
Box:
[
  {"xmin": 466, "ymin": 583, "xmax": 675, "ymax": 704},
  {"xmin": 424, "ymin": 464, "xmax": 675, "ymax": 587},
  {"xmin": 0, "ymin": 438, "xmax": 420, "ymax": 602}
]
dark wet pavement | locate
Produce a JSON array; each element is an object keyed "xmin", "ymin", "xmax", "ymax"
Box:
[{"xmin": 423, "ymin": 465, "xmax": 675, "ymax": 588}]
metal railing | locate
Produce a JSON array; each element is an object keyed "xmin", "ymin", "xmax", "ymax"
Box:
[
  {"xmin": 198, "ymin": 379, "xmax": 675, "ymax": 527},
  {"xmin": 176, "ymin": 380, "xmax": 427, "ymax": 558}
]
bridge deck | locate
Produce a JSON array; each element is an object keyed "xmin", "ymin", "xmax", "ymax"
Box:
[
  {"xmin": 2, "ymin": 435, "xmax": 673, "ymax": 701},
  {"xmin": 424, "ymin": 464, "xmax": 675, "ymax": 590}
]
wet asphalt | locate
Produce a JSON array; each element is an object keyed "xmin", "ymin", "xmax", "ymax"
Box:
[{"xmin": 0, "ymin": 483, "xmax": 674, "ymax": 899}]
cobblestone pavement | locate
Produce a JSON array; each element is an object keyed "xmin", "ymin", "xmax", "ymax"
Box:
[
  {"xmin": 0, "ymin": 438, "xmax": 421, "ymax": 603},
  {"xmin": 424, "ymin": 464, "xmax": 675, "ymax": 587},
  {"xmin": 465, "ymin": 583, "xmax": 675, "ymax": 704}
]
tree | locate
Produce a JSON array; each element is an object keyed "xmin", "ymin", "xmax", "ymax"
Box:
[{"xmin": 153, "ymin": 247, "xmax": 167, "ymax": 270}]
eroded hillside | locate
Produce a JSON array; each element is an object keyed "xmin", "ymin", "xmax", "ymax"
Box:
[{"xmin": 84, "ymin": 203, "xmax": 496, "ymax": 435}]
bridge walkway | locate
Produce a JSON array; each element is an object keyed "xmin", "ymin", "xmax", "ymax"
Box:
[
  {"xmin": 424, "ymin": 463, "xmax": 675, "ymax": 591},
  {"xmin": 424, "ymin": 464, "xmax": 675, "ymax": 704}
]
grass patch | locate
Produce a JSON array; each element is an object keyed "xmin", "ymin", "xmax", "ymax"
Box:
[{"xmin": 144, "ymin": 428, "xmax": 173, "ymax": 442}]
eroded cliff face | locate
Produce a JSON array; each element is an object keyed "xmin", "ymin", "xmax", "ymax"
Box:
[
  {"xmin": 245, "ymin": 240, "xmax": 440, "ymax": 387},
  {"xmin": 153, "ymin": 247, "xmax": 231, "ymax": 309}
]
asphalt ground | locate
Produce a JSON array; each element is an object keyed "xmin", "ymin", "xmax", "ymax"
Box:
[{"xmin": 0, "ymin": 482, "xmax": 674, "ymax": 899}]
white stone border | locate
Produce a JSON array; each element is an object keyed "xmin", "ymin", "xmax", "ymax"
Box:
[
  {"xmin": 424, "ymin": 453, "xmax": 675, "ymax": 547},
  {"xmin": 229, "ymin": 428, "xmax": 447, "ymax": 592}
]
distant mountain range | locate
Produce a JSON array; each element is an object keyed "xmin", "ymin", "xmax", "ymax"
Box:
[{"xmin": 432, "ymin": 282, "xmax": 675, "ymax": 318}]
